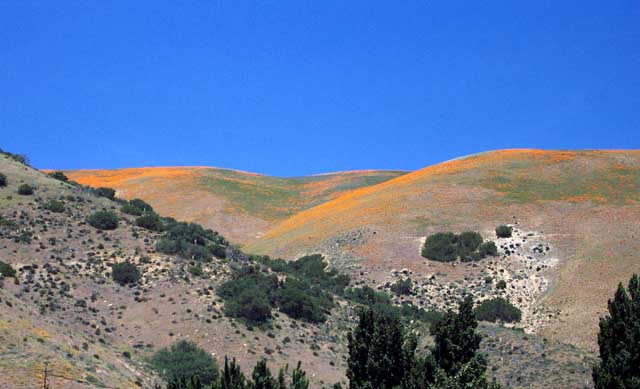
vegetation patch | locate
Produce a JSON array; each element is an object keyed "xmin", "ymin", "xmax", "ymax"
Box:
[
  {"xmin": 17, "ymin": 183, "xmax": 34, "ymax": 195},
  {"xmin": 474, "ymin": 297, "xmax": 521, "ymax": 323},
  {"xmin": 421, "ymin": 231, "xmax": 497, "ymax": 262},
  {"xmin": 44, "ymin": 199, "xmax": 65, "ymax": 213},
  {"xmin": 0, "ymin": 173, "xmax": 6, "ymax": 187},
  {"xmin": 156, "ymin": 220, "xmax": 227, "ymax": 260},
  {"xmin": 151, "ymin": 340, "xmax": 219, "ymax": 385},
  {"xmin": 495, "ymin": 225, "xmax": 513, "ymax": 238},
  {"xmin": 111, "ymin": 261, "xmax": 140, "ymax": 285},
  {"xmin": 86, "ymin": 211, "xmax": 119, "ymax": 230},
  {"xmin": 48, "ymin": 171, "xmax": 69, "ymax": 182},
  {"xmin": 135, "ymin": 213, "xmax": 164, "ymax": 231},
  {"xmin": 0, "ymin": 261, "xmax": 16, "ymax": 278}
]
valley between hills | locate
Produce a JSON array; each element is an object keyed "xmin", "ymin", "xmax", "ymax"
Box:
[{"xmin": 1, "ymin": 148, "xmax": 638, "ymax": 388}]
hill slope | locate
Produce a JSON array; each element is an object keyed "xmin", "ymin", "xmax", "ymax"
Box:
[
  {"xmin": 61, "ymin": 167, "xmax": 406, "ymax": 243},
  {"xmin": 246, "ymin": 149, "xmax": 640, "ymax": 349}
]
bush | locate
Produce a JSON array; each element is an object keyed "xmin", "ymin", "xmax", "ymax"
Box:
[
  {"xmin": 496, "ymin": 280, "xmax": 507, "ymax": 289},
  {"xmin": 94, "ymin": 187, "xmax": 116, "ymax": 200},
  {"xmin": 478, "ymin": 241, "xmax": 498, "ymax": 257},
  {"xmin": 135, "ymin": 213, "xmax": 163, "ymax": 231},
  {"xmin": 188, "ymin": 265, "xmax": 203, "ymax": 277},
  {"xmin": 44, "ymin": 199, "xmax": 65, "ymax": 213},
  {"xmin": 155, "ymin": 221, "xmax": 227, "ymax": 260},
  {"xmin": 390, "ymin": 278, "xmax": 413, "ymax": 295},
  {"xmin": 0, "ymin": 173, "xmax": 6, "ymax": 187},
  {"xmin": 0, "ymin": 261, "xmax": 16, "ymax": 278},
  {"xmin": 421, "ymin": 232, "xmax": 458, "ymax": 262},
  {"xmin": 18, "ymin": 184, "xmax": 34, "ymax": 195},
  {"xmin": 129, "ymin": 198, "xmax": 153, "ymax": 213},
  {"xmin": 86, "ymin": 211, "xmax": 119, "ymax": 230},
  {"xmin": 121, "ymin": 203, "xmax": 143, "ymax": 216},
  {"xmin": 422, "ymin": 231, "xmax": 497, "ymax": 262},
  {"xmin": 474, "ymin": 297, "xmax": 521, "ymax": 323},
  {"xmin": 151, "ymin": 340, "xmax": 219, "ymax": 385},
  {"xmin": 274, "ymin": 278, "xmax": 333, "ymax": 323},
  {"xmin": 111, "ymin": 261, "xmax": 140, "ymax": 285},
  {"xmin": 224, "ymin": 288, "xmax": 273, "ymax": 323},
  {"xmin": 496, "ymin": 225, "xmax": 513, "ymax": 238},
  {"xmin": 48, "ymin": 171, "xmax": 68, "ymax": 182}
]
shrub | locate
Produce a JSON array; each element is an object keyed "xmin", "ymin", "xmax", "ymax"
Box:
[
  {"xmin": 474, "ymin": 297, "xmax": 521, "ymax": 323},
  {"xmin": 48, "ymin": 171, "xmax": 68, "ymax": 182},
  {"xmin": 496, "ymin": 225, "xmax": 513, "ymax": 238},
  {"xmin": 188, "ymin": 265, "xmax": 203, "ymax": 277},
  {"xmin": 478, "ymin": 241, "xmax": 498, "ymax": 257},
  {"xmin": 390, "ymin": 278, "xmax": 413, "ymax": 295},
  {"xmin": 111, "ymin": 261, "xmax": 140, "ymax": 285},
  {"xmin": 129, "ymin": 198, "xmax": 153, "ymax": 213},
  {"xmin": 0, "ymin": 261, "xmax": 16, "ymax": 278},
  {"xmin": 274, "ymin": 278, "xmax": 333, "ymax": 323},
  {"xmin": 135, "ymin": 213, "xmax": 163, "ymax": 231},
  {"xmin": 0, "ymin": 173, "xmax": 6, "ymax": 187},
  {"xmin": 496, "ymin": 280, "xmax": 507, "ymax": 289},
  {"xmin": 458, "ymin": 231, "xmax": 483, "ymax": 253},
  {"xmin": 18, "ymin": 184, "xmax": 34, "ymax": 195},
  {"xmin": 155, "ymin": 221, "xmax": 227, "ymax": 260},
  {"xmin": 421, "ymin": 232, "xmax": 458, "ymax": 262},
  {"xmin": 224, "ymin": 288, "xmax": 273, "ymax": 323},
  {"xmin": 87, "ymin": 211, "xmax": 119, "ymax": 230},
  {"xmin": 44, "ymin": 199, "xmax": 65, "ymax": 213},
  {"xmin": 151, "ymin": 340, "xmax": 219, "ymax": 385},
  {"xmin": 121, "ymin": 203, "xmax": 143, "ymax": 216},
  {"xmin": 94, "ymin": 187, "xmax": 116, "ymax": 200}
]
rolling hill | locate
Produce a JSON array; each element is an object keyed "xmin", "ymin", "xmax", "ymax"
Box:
[
  {"xmin": 246, "ymin": 149, "xmax": 640, "ymax": 350},
  {"xmin": 60, "ymin": 167, "xmax": 407, "ymax": 243}
]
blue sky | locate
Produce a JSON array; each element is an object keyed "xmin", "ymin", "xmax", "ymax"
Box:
[{"xmin": 1, "ymin": 1, "xmax": 639, "ymax": 176}]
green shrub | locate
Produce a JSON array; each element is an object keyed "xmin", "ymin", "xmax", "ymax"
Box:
[
  {"xmin": 0, "ymin": 173, "xmax": 6, "ymax": 187},
  {"xmin": 496, "ymin": 225, "xmax": 513, "ymax": 238},
  {"xmin": 188, "ymin": 265, "xmax": 203, "ymax": 277},
  {"xmin": 274, "ymin": 278, "xmax": 333, "ymax": 323},
  {"xmin": 224, "ymin": 288, "xmax": 273, "ymax": 323},
  {"xmin": 94, "ymin": 187, "xmax": 116, "ymax": 200},
  {"xmin": 151, "ymin": 340, "xmax": 219, "ymax": 385},
  {"xmin": 390, "ymin": 278, "xmax": 413, "ymax": 295},
  {"xmin": 111, "ymin": 261, "xmax": 140, "ymax": 285},
  {"xmin": 421, "ymin": 232, "xmax": 458, "ymax": 262},
  {"xmin": 121, "ymin": 203, "xmax": 143, "ymax": 216},
  {"xmin": 86, "ymin": 211, "xmax": 119, "ymax": 230},
  {"xmin": 155, "ymin": 221, "xmax": 227, "ymax": 260},
  {"xmin": 478, "ymin": 241, "xmax": 498, "ymax": 257},
  {"xmin": 48, "ymin": 171, "xmax": 68, "ymax": 182},
  {"xmin": 0, "ymin": 261, "xmax": 16, "ymax": 278},
  {"xmin": 129, "ymin": 198, "xmax": 153, "ymax": 213},
  {"xmin": 422, "ymin": 231, "xmax": 497, "ymax": 262},
  {"xmin": 17, "ymin": 184, "xmax": 34, "ymax": 195},
  {"xmin": 44, "ymin": 199, "xmax": 65, "ymax": 213},
  {"xmin": 135, "ymin": 213, "xmax": 163, "ymax": 231},
  {"xmin": 496, "ymin": 280, "xmax": 507, "ymax": 289},
  {"xmin": 474, "ymin": 297, "xmax": 521, "ymax": 323}
]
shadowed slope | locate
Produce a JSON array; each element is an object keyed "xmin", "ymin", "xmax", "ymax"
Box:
[{"xmin": 62, "ymin": 167, "xmax": 407, "ymax": 243}]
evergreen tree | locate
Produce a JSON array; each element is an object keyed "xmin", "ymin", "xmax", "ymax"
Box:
[
  {"xmin": 218, "ymin": 357, "xmax": 247, "ymax": 389},
  {"xmin": 251, "ymin": 359, "xmax": 277, "ymax": 389},
  {"xmin": 290, "ymin": 361, "xmax": 309, "ymax": 389},
  {"xmin": 346, "ymin": 308, "xmax": 416, "ymax": 389},
  {"xmin": 430, "ymin": 295, "xmax": 481, "ymax": 377},
  {"xmin": 593, "ymin": 274, "xmax": 640, "ymax": 388}
]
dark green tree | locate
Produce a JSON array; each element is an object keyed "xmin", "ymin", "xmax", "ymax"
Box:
[
  {"xmin": 592, "ymin": 274, "xmax": 640, "ymax": 388},
  {"xmin": 111, "ymin": 261, "xmax": 140, "ymax": 285},
  {"xmin": 430, "ymin": 295, "xmax": 481, "ymax": 376},
  {"xmin": 86, "ymin": 210, "xmax": 119, "ymax": 230},
  {"xmin": 0, "ymin": 172, "xmax": 7, "ymax": 187},
  {"xmin": 218, "ymin": 357, "xmax": 247, "ymax": 389},
  {"xmin": 151, "ymin": 340, "xmax": 219, "ymax": 385},
  {"xmin": 346, "ymin": 308, "xmax": 415, "ymax": 389},
  {"xmin": 94, "ymin": 187, "xmax": 116, "ymax": 200},
  {"xmin": 17, "ymin": 184, "xmax": 34, "ymax": 195},
  {"xmin": 290, "ymin": 361, "xmax": 309, "ymax": 389},
  {"xmin": 495, "ymin": 225, "xmax": 512, "ymax": 238},
  {"xmin": 48, "ymin": 171, "xmax": 69, "ymax": 182},
  {"xmin": 251, "ymin": 359, "xmax": 277, "ymax": 389}
]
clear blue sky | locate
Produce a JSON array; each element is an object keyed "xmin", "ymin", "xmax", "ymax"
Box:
[{"xmin": 1, "ymin": 1, "xmax": 639, "ymax": 176}]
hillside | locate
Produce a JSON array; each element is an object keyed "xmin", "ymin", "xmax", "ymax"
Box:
[
  {"xmin": 0, "ymin": 150, "xmax": 603, "ymax": 388},
  {"xmin": 60, "ymin": 167, "xmax": 407, "ymax": 243},
  {"xmin": 246, "ymin": 149, "xmax": 640, "ymax": 350}
]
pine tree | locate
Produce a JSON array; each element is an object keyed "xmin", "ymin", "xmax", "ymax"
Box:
[
  {"xmin": 346, "ymin": 308, "xmax": 416, "ymax": 389},
  {"xmin": 592, "ymin": 274, "xmax": 640, "ymax": 388},
  {"xmin": 251, "ymin": 359, "xmax": 277, "ymax": 389},
  {"xmin": 430, "ymin": 295, "xmax": 482, "ymax": 377},
  {"xmin": 290, "ymin": 361, "xmax": 309, "ymax": 389},
  {"xmin": 218, "ymin": 357, "xmax": 247, "ymax": 389}
]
